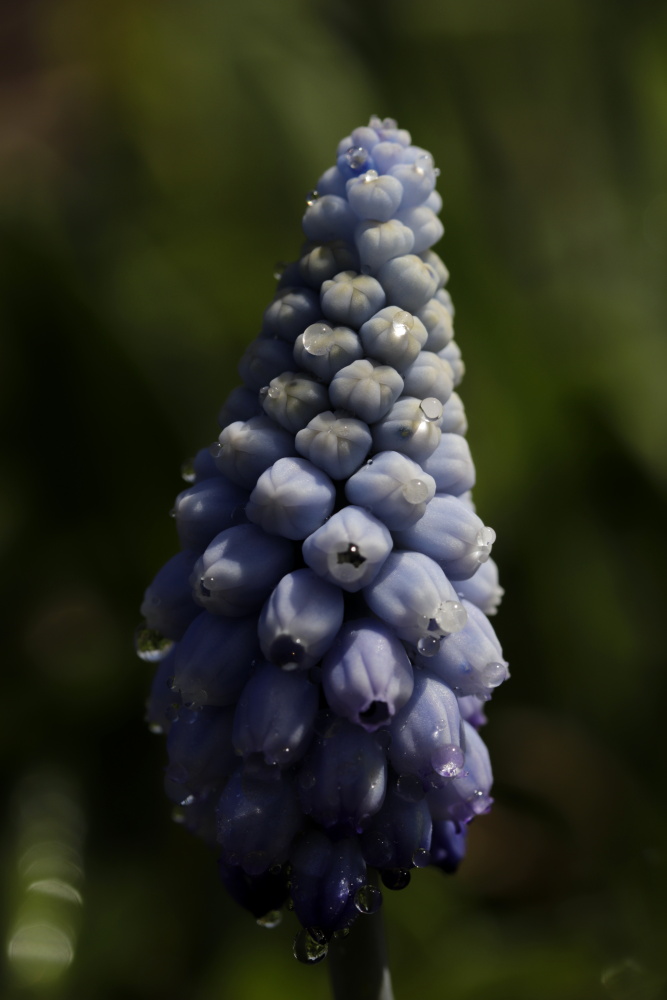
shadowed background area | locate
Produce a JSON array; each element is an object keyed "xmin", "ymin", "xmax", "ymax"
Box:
[{"xmin": 1, "ymin": 0, "xmax": 667, "ymax": 998}]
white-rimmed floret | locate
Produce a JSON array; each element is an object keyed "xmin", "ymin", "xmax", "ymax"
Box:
[
  {"xmin": 320, "ymin": 270, "xmax": 386, "ymax": 327},
  {"xmin": 295, "ymin": 410, "xmax": 372, "ymax": 480},
  {"xmin": 376, "ymin": 254, "xmax": 440, "ymax": 313},
  {"xmin": 354, "ymin": 219, "xmax": 415, "ymax": 273},
  {"xmin": 246, "ymin": 456, "xmax": 336, "ymax": 540},
  {"xmin": 346, "ymin": 171, "xmax": 404, "ymax": 222},
  {"xmin": 329, "ymin": 357, "xmax": 403, "ymax": 424},
  {"xmin": 260, "ymin": 371, "xmax": 330, "ymax": 433},
  {"xmin": 345, "ymin": 450, "xmax": 436, "ymax": 530},
  {"xmin": 302, "ymin": 505, "xmax": 393, "ymax": 592},
  {"xmin": 358, "ymin": 306, "xmax": 428, "ymax": 373}
]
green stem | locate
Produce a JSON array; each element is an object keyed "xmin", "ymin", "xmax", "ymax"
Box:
[{"xmin": 327, "ymin": 896, "xmax": 394, "ymax": 1000}]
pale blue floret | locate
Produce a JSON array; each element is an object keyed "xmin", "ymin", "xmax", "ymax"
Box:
[
  {"xmin": 388, "ymin": 671, "xmax": 463, "ymax": 787},
  {"xmin": 390, "ymin": 159, "xmax": 437, "ymax": 208},
  {"xmin": 192, "ymin": 523, "xmax": 293, "ymax": 616},
  {"xmin": 454, "ymin": 557, "xmax": 504, "ymax": 616},
  {"xmin": 420, "ymin": 433, "xmax": 476, "ymax": 495},
  {"xmin": 439, "ymin": 391, "xmax": 468, "ymax": 435},
  {"xmin": 415, "ymin": 298, "xmax": 454, "ymax": 352},
  {"xmin": 370, "ymin": 141, "xmax": 409, "ymax": 173},
  {"xmin": 328, "ymin": 358, "xmax": 404, "ymax": 424},
  {"xmin": 173, "ymin": 478, "xmax": 248, "ymax": 553},
  {"xmin": 258, "ymin": 569, "xmax": 345, "ymax": 670},
  {"xmin": 376, "ymin": 254, "xmax": 439, "ymax": 313},
  {"xmin": 292, "ymin": 322, "xmax": 363, "ymax": 381},
  {"xmin": 344, "ymin": 450, "xmax": 436, "ymax": 530},
  {"xmin": 260, "ymin": 372, "xmax": 330, "ymax": 433},
  {"xmin": 238, "ymin": 338, "xmax": 295, "ymax": 392},
  {"xmin": 302, "ymin": 194, "xmax": 358, "ymax": 242},
  {"xmin": 299, "ymin": 240, "xmax": 359, "ymax": 287},
  {"xmin": 302, "ymin": 504, "xmax": 393, "ymax": 592},
  {"xmin": 320, "ymin": 271, "xmax": 386, "ymax": 327},
  {"xmin": 346, "ymin": 172, "xmax": 404, "ymax": 222},
  {"xmin": 402, "ymin": 350, "xmax": 454, "ymax": 403},
  {"xmin": 217, "ymin": 765, "xmax": 302, "ymax": 875},
  {"xmin": 232, "ymin": 662, "xmax": 319, "ymax": 765},
  {"xmin": 172, "ymin": 611, "xmax": 260, "ymax": 707},
  {"xmin": 321, "ymin": 619, "xmax": 414, "ymax": 730},
  {"xmin": 297, "ymin": 717, "xmax": 387, "ymax": 833},
  {"xmin": 419, "ymin": 599, "xmax": 508, "ymax": 698},
  {"xmin": 354, "ymin": 219, "xmax": 415, "ymax": 273},
  {"xmin": 314, "ymin": 166, "xmax": 348, "ymax": 198},
  {"xmin": 396, "ymin": 205, "xmax": 444, "ymax": 254},
  {"xmin": 245, "ymin": 456, "xmax": 336, "ymax": 540},
  {"xmin": 371, "ymin": 396, "xmax": 443, "ymax": 463},
  {"xmin": 394, "ymin": 493, "xmax": 495, "ymax": 580},
  {"xmin": 439, "ymin": 340, "xmax": 465, "ymax": 386},
  {"xmin": 427, "ymin": 721, "xmax": 493, "ymax": 823},
  {"xmin": 363, "ymin": 550, "xmax": 465, "ymax": 647},
  {"xmin": 421, "ymin": 249, "xmax": 449, "ymax": 289},
  {"xmin": 295, "ymin": 410, "xmax": 373, "ymax": 480},
  {"xmin": 215, "ymin": 415, "xmax": 296, "ymax": 489},
  {"xmin": 358, "ymin": 305, "xmax": 428, "ymax": 372},
  {"xmin": 262, "ymin": 287, "xmax": 322, "ymax": 342}
]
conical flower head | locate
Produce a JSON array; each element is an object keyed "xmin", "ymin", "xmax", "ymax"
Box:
[{"xmin": 138, "ymin": 116, "xmax": 508, "ymax": 957}]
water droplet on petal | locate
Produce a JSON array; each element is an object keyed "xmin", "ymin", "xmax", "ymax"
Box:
[
  {"xmin": 482, "ymin": 661, "xmax": 508, "ymax": 688},
  {"xmin": 420, "ymin": 396, "xmax": 444, "ymax": 421},
  {"xmin": 470, "ymin": 790, "xmax": 493, "ymax": 815},
  {"xmin": 180, "ymin": 458, "xmax": 196, "ymax": 483},
  {"xmin": 417, "ymin": 635, "xmax": 441, "ymax": 657},
  {"xmin": 381, "ymin": 868, "xmax": 411, "ymax": 891},
  {"xmin": 403, "ymin": 478, "xmax": 431, "ymax": 505},
  {"xmin": 435, "ymin": 600, "xmax": 467, "ymax": 634},
  {"xmin": 306, "ymin": 190, "xmax": 319, "ymax": 207},
  {"xmin": 134, "ymin": 626, "xmax": 174, "ymax": 663},
  {"xmin": 257, "ymin": 910, "xmax": 283, "ymax": 929},
  {"xmin": 362, "ymin": 169, "xmax": 379, "ymax": 184},
  {"xmin": 293, "ymin": 928, "xmax": 329, "ymax": 964},
  {"xmin": 354, "ymin": 884, "xmax": 383, "ymax": 914},
  {"xmin": 333, "ymin": 927, "xmax": 350, "ymax": 940},
  {"xmin": 431, "ymin": 743, "xmax": 465, "ymax": 778},
  {"xmin": 345, "ymin": 146, "xmax": 370, "ymax": 170},
  {"xmin": 412, "ymin": 848, "xmax": 431, "ymax": 868},
  {"xmin": 209, "ymin": 441, "xmax": 223, "ymax": 459},
  {"xmin": 303, "ymin": 323, "xmax": 333, "ymax": 356}
]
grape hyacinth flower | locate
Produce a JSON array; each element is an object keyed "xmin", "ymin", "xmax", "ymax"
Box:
[{"xmin": 137, "ymin": 116, "xmax": 509, "ymax": 994}]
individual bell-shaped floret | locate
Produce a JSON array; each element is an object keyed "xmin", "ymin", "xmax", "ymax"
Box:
[
  {"xmin": 262, "ymin": 287, "xmax": 321, "ymax": 342},
  {"xmin": 192, "ymin": 523, "xmax": 293, "ymax": 616},
  {"xmin": 363, "ymin": 550, "xmax": 466, "ymax": 647},
  {"xmin": 416, "ymin": 298, "xmax": 454, "ymax": 352},
  {"xmin": 302, "ymin": 194, "xmax": 357, "ymax": 242},
  {"xmin": 388, "ymin": 671, "xmax": 463, "ymax": 788},
  {"xmin": 346, "ymin": 170, "xmax": 404, "ymax": 222},
  {"xmin": 245, "ymin": 457, "xmax": 336, "ymax": 540},
  {"xmin": 376, "ymin": 254, "xmax": 439, "ymax": 313},
  {"xmin": 173, "ymin": 477, "xmax": 248, "ymax": 553},
  {"xmin": 370, "ymin": 140, "xmax": 409, "ymax": 173},
  {"xmin": 171, "ymin": 611, "xmax": 260, "ymax": 708},
  {"xmin": 420, "ymin": 433, "xmax": 476, "ymax": 496},
  {"xmin": 394, "ymin": 493, "xmax": 495, "ymax": 580},
  {"xmin": 430, "ymin": 820, "xmax": 468, "ymax": 873},
  {"xmin": 396, "ymin": 205, "xmax": 443, "ymax": 254},
  {"xmin": 238, "ymin": 338, "xmax": 295, "ymax": 391},
  {"xmin": 218, "ymin": 861, "xmax": 289, "ymax": 922},
  {"xmin": 214, "ymin": 415, "xmax": 296, "ymax": 489},
  {"xmin": 355, "ymin": 219, "xmax": 415, "ymax": 273},
  {"xmin": 320, "ymin": 271, "xmax": 386, "ymax": 328},
  {"xmin": 345, "ymin": 451, "xmax": 436, "ymax": 530},
  {"xmin": 217, "ymin": 763, "xmax": 303, "ymax": 876},
  {"xmin": 292, "ymin": 323, "xmax": 363, "ymax": 381},
  {"xmin": 295, "ymin": 410, "xmax": 372, "ymax": 480},
  {"xmin": 232, "ymin": 662, "xmax": 319, "ymax": 766},
  {"xmin": 419, "ymin": 599, "xmax": 509, "ymax": 698},
  {"xmin": 390, "ymin": 156, "xmax": 437, "ymax": 209},
  {"xmin": 361, "ymin": 780, "xmax": 432, "ymax": 869},
  {"xmin": 258, "ymin": 569, "xmax": 344, "ymax": 670},
  {"xmin": 260, "ymin": 372, "xmax": 330, "ymax": 434},
  {"xmin": 427, "ymin": 721, "xmax": 493, "ymax": 824},
  {"xmin": 315, "ymin": 165, "xmax": 349, "ymax": 196},
  {"xmin": 140, "ymin": 551, "xmax": 200, "ymax": 641},
  {"xmin": 336, "ymin": 143, "xmax": 375, "ymax": 178},
  {"xmin": 217, "ymin": 386, "xmax": 262, "ymax": 428},
  {"xmin": 358, "ymin": 306, "xmax": 428, "ymax": 373},
  {"xmin": 439, "ymin": 340, "xmax": 465, "ymax": 386},
  {"xmin": 290, "ymin": 833, "xmax": 367, "ymax": 937},
  {"xmin": 299, "ymin": 240, "xmax": 359, "ymax": 288},
  {"xmin": 302, "ymin": 505, "xmax": 393, "ymax": 592},
  {"xmin": 329, "ymin": 358, "xmax": 403, "ymax": 424},
  {"xmin": 297, "ymin": 716, "xmax": 387, "ymax": 833},
  {"xmin": 371, "ymin": 396, "xmax": 443, "ymax": 463},
  {"xmin": 439, "ymin": 391, "xmax": 468, "ymax": 435},
  {"xmin": 321, "ymin": 619, "xmax": 414, "ymax": 731},
  {"xmin": 164, "ymin": 705, "xmax": 236, "ymax": 805},
  {"xmin": 454, "ymin": 557, "xmax": 504, "ymax": 616},
  {"xmin": 402, "ymin": 351, "xmax": 454, "ymax": 405}
]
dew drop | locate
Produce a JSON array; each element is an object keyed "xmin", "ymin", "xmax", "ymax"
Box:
[
  {"xmin": 209, "ymin": 441, "xmax": 223, "ymax": 459},
  {"xmin": 412, "ymin": 848, "xmax": 431, "ymax": 868},
  {"xmin": 381, "ymin": 868, "xmax": 411, "ymax": 891},
  {"xmin": 470, "ymin": 791, "xmax": 493, "ymax": 815},
  {"xmin": 267, "ymin": 385, "xmax": 282, "ymax": 400},
  {"xmin": 482, "ymin": 661, "xmax": 508, "ymax": 688},
  {"xmin": 333, "ymin": 927, "xmax": 350, "ymax": 940},
  {"xmin": 403, "ymin": 478, "xmax": 430, "ymax": 505},
  {"xmin": 180, "ymin": 458, "xmax": 196, "ymax": 483},
  {"xmin": 354, "ymin": 884, "xmax": 383, "ymax": 915},
  {"xmin": 306, "ymin": 190, "xmax": 319, "ymax": 207},
  {"xmin": 134, "ymin": 626, "xmax": 174, "ymax": 663},
  {"xmin": 273, "ymin": 261, "xmax": 288, "ymax": 280},
  {"xmin": 434, "ymin": 600, "xmax": 467, "ymax": 634},
  {"xmin": 362, "ymin": 169, "xmax": 379, "ymax": 184},
  {"xmin": 417, "ymin": 635, "xmax": 440, "ymax": 657},
  {"xmin": 431, "ymin": 743, "xmax": 465, "ymax": 778},
  {"xmin": 420, "ymin": 396, "xmax": 444, "ymax": 421},
  {"xmin": 345, "ymin": 146, "xmax": 370, "ymax": 170},
  {"xmin": 257, "ymin": 910, "xmax": 283, "ymax": 929},
  {"xmin": 391, "ymin": 310, "xmax": 413, "ymax": 338},
  {"xmin": 293, "ymin": 928, "xmax": 329, "ymax": 965},
  {"xmin": 302, "ymin": 323, "xmax": 333, "ymax": 356}
]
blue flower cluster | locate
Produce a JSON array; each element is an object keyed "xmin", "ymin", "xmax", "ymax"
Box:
[{"xmin": 137, "ymin": 117, "xmax": 508, "ymax": 962}]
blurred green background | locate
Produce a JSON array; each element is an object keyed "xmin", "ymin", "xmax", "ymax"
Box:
[{"xmin": 2, "ymin": 0, "xmax": 667, "ymax": 998}]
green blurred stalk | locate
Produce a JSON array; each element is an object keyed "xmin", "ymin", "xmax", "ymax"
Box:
[{"xmin": 327, "ymin": 890, "xmax": 394, "ymax": 1000}]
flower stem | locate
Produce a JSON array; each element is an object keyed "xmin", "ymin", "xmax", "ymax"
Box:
[{"xmin": 327, "ymin": 895, "xmax": 395, "ymax": 1000}]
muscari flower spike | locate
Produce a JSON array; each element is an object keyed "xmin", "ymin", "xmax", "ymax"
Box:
[{"xmin": 137, "ymin": 116, "xmax": 509, "ymax": 972}]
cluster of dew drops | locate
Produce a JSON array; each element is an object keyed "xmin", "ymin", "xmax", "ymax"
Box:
[{"xmin": 136, "ymin": 116, "xmax": 508, "ymax": 965}]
